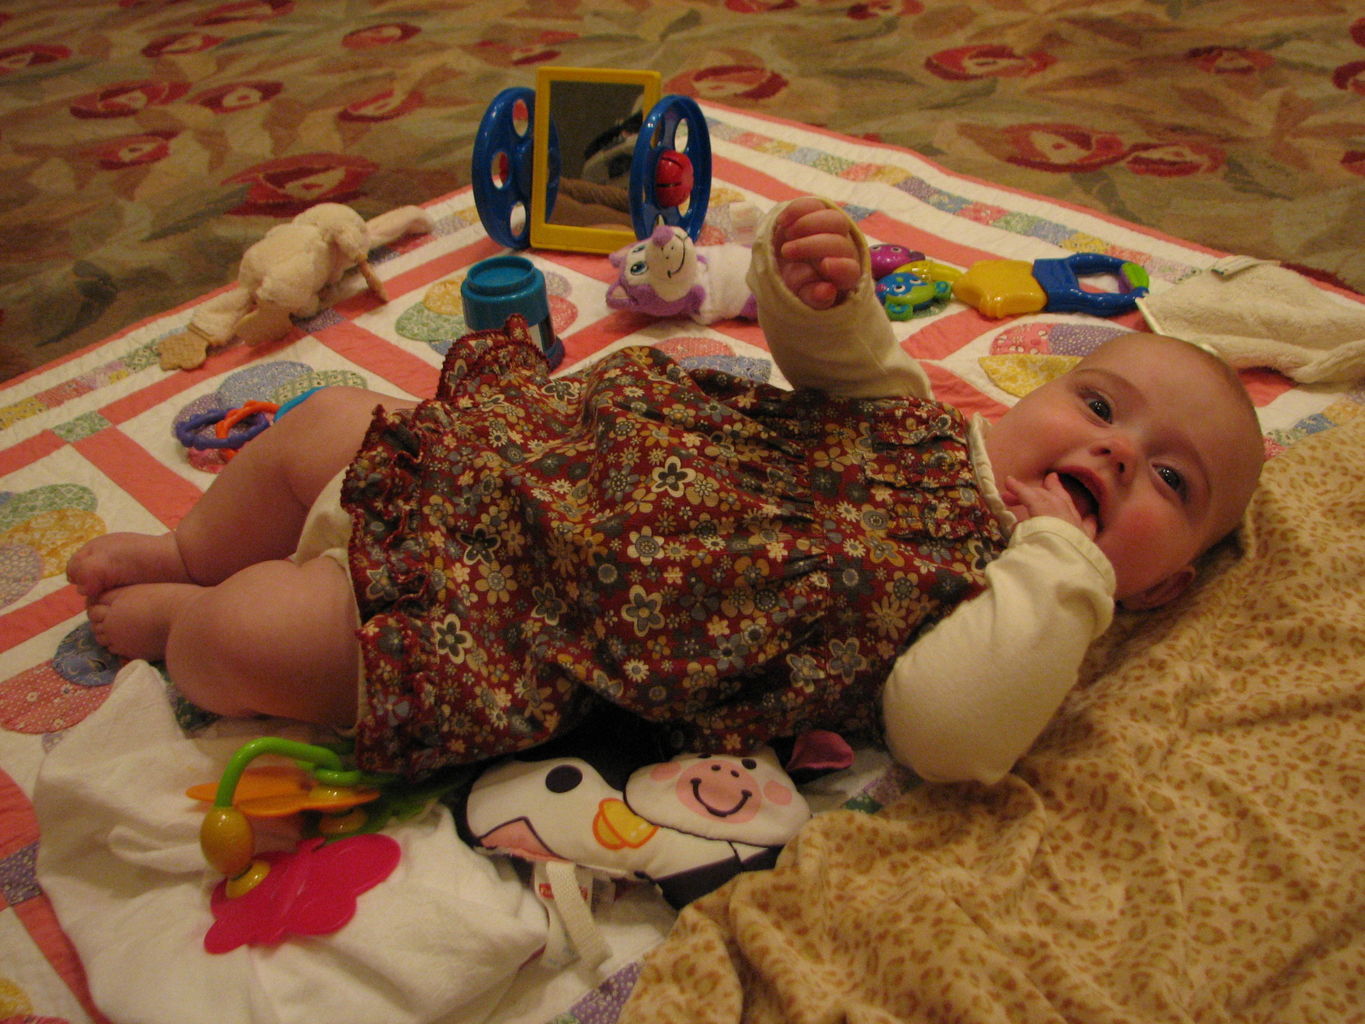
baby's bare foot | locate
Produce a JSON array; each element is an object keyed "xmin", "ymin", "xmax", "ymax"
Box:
[
  {"xmin": 87, "ymin": 582, "xmax": 204, "ymax": 662},
  {"xmin": 66, "ymin": 532, "xmax": 192, "ymax": 603}
]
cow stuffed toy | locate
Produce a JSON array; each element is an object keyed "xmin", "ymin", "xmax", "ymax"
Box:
[{"xmin": 450, "ymin": 729, "xmax": 852, "ymax": 968}]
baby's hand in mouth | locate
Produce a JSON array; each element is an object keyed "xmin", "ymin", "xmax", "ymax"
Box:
[{"xmin": 1003, "ymin": 473, "xmax": 1099, "ymax": 540}]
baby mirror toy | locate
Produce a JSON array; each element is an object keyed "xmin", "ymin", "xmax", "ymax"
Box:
[{"xmin": 472, "ymin": 67, "xmax": 711, "ymax": 254}]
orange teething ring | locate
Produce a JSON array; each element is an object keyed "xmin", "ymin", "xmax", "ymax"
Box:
[{"xmin": 215, "ymin": 401, "xmax": 279, "ymax": 461}]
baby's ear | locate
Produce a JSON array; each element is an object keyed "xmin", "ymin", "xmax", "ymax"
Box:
[{"xmin": 1119, "ymin": 564, "xmax": 1196, "ymax": 611}]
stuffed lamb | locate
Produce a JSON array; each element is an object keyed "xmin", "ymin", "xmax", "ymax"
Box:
[{"xmin": 158, "ymin": 203, "xmax": 432, "ymax": 370}]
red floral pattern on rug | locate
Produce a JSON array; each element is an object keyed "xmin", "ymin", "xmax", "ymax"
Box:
[
  {"xmin": 224, "ymin": 153, "xmax": 379, "ymax": 216},
  {"xmin": 2, "ymin": 0, "xmax": 1361, "ymax": 383},
  {"xmin": 69, "ymin": 80, "xmax": 190, "ymax": 118},
  {"xmin": 342, "ymin": 23, "xmax": 421, "ymax": 48},
  {"xmin": 926, "ymin": 45, "xmax": 1055, "ymax": 80}
]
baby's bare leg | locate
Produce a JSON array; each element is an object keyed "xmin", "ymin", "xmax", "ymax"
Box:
[
  {"xmin": 173, "ymin": 386, "xmax": 416, "ymax": 584},
  {"xmin": 68, "ymin": 386, "xmax": 415, "ymax": 598},
  {"xmin": 160, "ymin": 555, "xmax": 362, "ymax": 727},
  {"xmin": 69, "ymin": 386, "xmax": 415, "ymax": 664},
  {"xmin": 86, "ymin": 581, "xmax": 203, "ymax": 663}
]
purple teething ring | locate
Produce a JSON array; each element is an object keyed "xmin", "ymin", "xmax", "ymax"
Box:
[{"xmin": 175, "ymin": 408, "xmax": 271, "ymax": 451}]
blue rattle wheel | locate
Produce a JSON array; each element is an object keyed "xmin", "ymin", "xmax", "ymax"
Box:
[
  {"xmin": 472, "ymin": 88, "xmax": 561, "ymax": 249},
  {"xmin": 630, "ymin": 94, "xmax": 711, "ymax": 241}
]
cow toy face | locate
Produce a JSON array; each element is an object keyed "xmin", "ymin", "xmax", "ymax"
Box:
[{"xmin": 625, "ymin": 749, "xmax": 811, "ymax": 847}]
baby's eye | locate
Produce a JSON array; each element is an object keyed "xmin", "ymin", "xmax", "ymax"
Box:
[
  {"xmin": 1085, "ymin": 395, "xmax": 1112, "ymax": 421},
  {"xmin": 1156, "ymin": 465, "xmax": 1185, "ymax": 495}
]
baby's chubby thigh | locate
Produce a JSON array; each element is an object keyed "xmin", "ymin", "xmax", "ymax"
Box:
[
  {"xmin": 164, "ymin": 553, "xmax": 361, "ymax": 730},
  {"xmin": 269, "ymin": 385, "xmax": 418, "ymax": 508}
]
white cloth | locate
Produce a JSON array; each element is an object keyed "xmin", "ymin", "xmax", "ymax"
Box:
[
  {"xmin": 1139, "ymin": 257, "xmax": 1365, "ymax": 384},
  {"xmin": 32, "ymin": 660, "xmax": 548, "ymax": 1024},
  {"xmin": 748, "ymin": 199, "xmax": 1115, "ymax": 785}
]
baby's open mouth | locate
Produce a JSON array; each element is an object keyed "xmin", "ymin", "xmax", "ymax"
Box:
[{"xmin": 1057, "ymin": 473, "xmax": 1101, "ymax": 530}]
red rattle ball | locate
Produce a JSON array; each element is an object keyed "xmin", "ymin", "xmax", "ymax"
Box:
[{"xmin": 654, "ymin": 150, "xmax": 693, "ymax": 209}]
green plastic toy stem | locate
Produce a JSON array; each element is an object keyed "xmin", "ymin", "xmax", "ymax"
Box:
[{"xmin": 212, "ymin": 737, "xmax": 348, "ymax": 809}]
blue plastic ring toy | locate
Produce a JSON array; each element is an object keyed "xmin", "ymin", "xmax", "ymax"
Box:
[
  {"xmin": 1034, "ymin": 253, "xmax": 1150, "ymax": 316},
  {"xmin": 471, "ymin": 87, "xmax": 561, "ymax": 250}
]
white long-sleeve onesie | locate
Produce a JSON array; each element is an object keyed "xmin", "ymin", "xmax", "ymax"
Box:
[{"xmin": 746, "ymin": 201, "xmax": 1115, "ymax": 784}]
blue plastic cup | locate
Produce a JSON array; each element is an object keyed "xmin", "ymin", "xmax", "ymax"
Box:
[{"xmin": 460, "ymin": 255, "xmax": 564, "ymax": 368}]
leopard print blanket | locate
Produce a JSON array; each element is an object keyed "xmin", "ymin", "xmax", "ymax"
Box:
[{"xmin": 621, "ymin": 411, "xmax": 1365, "ymax": 1023}]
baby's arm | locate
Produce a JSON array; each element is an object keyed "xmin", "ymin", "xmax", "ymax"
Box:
[
  {"xmin": 746, "ymin": 198, "xmax": 930, "ymax": 399},
  {"xmin": 880, "ymin": 518, "xmax": 1115, "ymax": 784}
]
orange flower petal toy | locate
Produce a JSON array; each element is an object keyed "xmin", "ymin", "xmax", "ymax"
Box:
[{"xmin": 189, "ymin": 737, "xmax": 390, "ymax": 898}]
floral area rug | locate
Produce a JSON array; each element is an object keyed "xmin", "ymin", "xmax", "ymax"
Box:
[{"xmin": 2, "ymin": 0, "xmax": 1363, "ymax": 382}]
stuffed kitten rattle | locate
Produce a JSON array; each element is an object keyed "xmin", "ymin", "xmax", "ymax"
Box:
[{"xmin": 605, "ymin": 224, "xmax": 757, "ymax": 325}]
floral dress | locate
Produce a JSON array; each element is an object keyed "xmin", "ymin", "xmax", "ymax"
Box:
[{"xmin": 344, "ymin": 317, "xmax": 1005, "ymax": 777}]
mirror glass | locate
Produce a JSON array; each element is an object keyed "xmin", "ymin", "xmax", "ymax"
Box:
[{"xmin": 530, "ymin": 67, "xmax": 660, "ymax": 255}]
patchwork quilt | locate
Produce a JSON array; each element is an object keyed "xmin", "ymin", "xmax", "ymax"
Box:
[{"xmin": 1, "ymin": 103, "xmax": 1361, "ymax": 1024}]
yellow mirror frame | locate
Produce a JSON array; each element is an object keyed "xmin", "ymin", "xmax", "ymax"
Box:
[{"xmin": 529, "ymin": 66, "xmax": 661, "ymax": 255}]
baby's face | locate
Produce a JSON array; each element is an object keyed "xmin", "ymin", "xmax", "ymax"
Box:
[{"xmin": 985, "ymin": 334, "xmax": 1262, "ymax": 605}]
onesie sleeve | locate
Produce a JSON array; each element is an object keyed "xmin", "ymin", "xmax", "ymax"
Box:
[
  {"xmin": 880, "ymin": 517, "xmax": 1116, "ymax": 784},
  {"xmin": 746, "ymin": 199, "xmax": 931, "ymax": 400}
]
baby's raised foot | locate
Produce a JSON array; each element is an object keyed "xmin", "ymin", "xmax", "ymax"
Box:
[{"xmin": 66, "ymin": 532, "xmax": 193, "ymax": 603}]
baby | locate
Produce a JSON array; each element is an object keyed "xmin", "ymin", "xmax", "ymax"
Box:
[{"xmin": 67, "ymin": 197, "xmax": 1264, "ymax": 783}]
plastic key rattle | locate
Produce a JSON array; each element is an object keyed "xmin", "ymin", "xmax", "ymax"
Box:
[
  {"xmin": 953, "ymin": 252, "xmax": 1149, "ymax": 319},
  {"xmin": 1032, "ymin": 253, "xmax": 1150, "ymax": 315}
]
